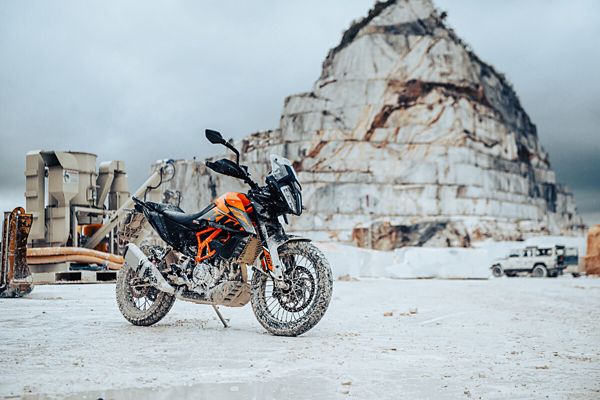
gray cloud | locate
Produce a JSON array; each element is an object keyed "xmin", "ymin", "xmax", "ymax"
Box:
[
  {"xmin": 0, "ymin": 0, "xmax": 599, "ymax": 225},
  {"xmin": 0, "ymin": 1, "xmax": 371, "ymax": 188}
]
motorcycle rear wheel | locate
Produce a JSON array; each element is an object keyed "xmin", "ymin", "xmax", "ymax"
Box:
[
  {"xmin": 251, "ymin": 241, "xmax": 333, "ymax": 336},
  {"xmin": 116, "ymin": 260, "xmax": 176, "ymax": 326}
]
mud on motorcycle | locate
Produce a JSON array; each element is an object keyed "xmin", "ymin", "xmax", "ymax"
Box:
[{"xmin": 116, "ymin": 129, "xmax": 333, "ymax": 336}]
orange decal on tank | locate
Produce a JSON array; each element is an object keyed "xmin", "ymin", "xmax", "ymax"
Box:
[{"xmin": 206, "ymin": 192, "xmax": 255, "ymax": 234}]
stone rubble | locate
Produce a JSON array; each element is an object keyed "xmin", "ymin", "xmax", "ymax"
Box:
[{"xmin": 159, "ymin": 0, "xmax": 584, "ymax": 249}]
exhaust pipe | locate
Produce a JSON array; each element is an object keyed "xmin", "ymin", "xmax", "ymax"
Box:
[{"xmin": 124, "ymin": 244, "xmax": 175, "ymax": 295}]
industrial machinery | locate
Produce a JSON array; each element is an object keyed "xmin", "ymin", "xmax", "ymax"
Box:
[
  {"xmin": 0, "ymin": 150, "xmax": 175, "ymax": 287},
  {"xmin": 21, "ymin": 151, "xmax": 129, "ymax": 283},
  {"xmin": 25, "ymin": 151, "xmax": 129, "ymax": 250}
]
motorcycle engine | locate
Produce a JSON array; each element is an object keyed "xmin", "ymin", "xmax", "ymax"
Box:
[
  {"xmin": 192, "ymin": 263, "xmax": 216, "ymax": 290},
  {"xmin": 164, "ymin": 253, "xmax": 242, "ymax": 297}
]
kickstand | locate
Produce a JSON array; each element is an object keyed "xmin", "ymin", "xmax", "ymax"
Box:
[{"xmin": 212, "ymin": 305, "xmax": 229, "ymax": 328}]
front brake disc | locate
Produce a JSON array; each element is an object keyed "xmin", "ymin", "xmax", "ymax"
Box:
[{"xmin": 274, "ymin": 266, "xmax": 315, "ymax": 312}]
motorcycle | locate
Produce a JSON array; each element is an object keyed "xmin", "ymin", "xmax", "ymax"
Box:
[{"xmin": 116, "ymin": 129, "xmax": 333, "ymax": 336}]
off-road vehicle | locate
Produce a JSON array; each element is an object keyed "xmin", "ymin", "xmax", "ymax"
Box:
[{"xmin": 490, "ymin": 245, "xmax": 578, "ymax": 278}]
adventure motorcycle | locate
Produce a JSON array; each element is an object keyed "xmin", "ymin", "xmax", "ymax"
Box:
[{"xmin": 116, "ymin": 129, "xmax": 333, "ymax": 336}]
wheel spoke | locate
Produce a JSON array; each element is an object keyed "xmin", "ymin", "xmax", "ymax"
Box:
[
  {"xmin": 260, "ymin": 250, "xmax": 318, "ymax": 325},
  {"xmin": 126, "ymin": 268, "xmax": 157, "ymax": 312}
]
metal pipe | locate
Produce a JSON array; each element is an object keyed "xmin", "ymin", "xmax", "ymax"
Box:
[
  {"xmin": 72, "ymin": 206, "xmax": 113, "ymax": 216},
  {"xmin": 27, "ymin": 255, "xmax": 123, "ymax": 271},
  {"xmin": 27, "ymin": 247, "xmax": 124, "ymax": 264},
  {"xmin": 83, "ymin": 166, "xmax": 164, "ymax": 250}
]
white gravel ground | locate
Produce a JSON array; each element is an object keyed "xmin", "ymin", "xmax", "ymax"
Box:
[{"xmin": 1, "ymin": 277, "xmax": 599, "ymax": 399}]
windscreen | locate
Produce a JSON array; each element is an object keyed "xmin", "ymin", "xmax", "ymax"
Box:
[{"xmin": 270, "ymin": 154, "xmax": 300, "ymax": 185}]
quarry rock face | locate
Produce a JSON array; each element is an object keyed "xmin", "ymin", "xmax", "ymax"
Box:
[
  {"xmin": 162, "ymin": 0, "xmax": 584, "ymax": 249},
  {"xmin": 584, "ymin": 225, "xmax": 600, "ymax": 275}
]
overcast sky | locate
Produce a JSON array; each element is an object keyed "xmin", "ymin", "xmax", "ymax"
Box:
[{"xmin": 0, "ymin": 0, "xmax": 598, "ymax": 225}]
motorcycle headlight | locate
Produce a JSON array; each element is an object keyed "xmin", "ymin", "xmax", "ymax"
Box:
[
  {"xmin": 280, "ymin": 184, "xmax": 299, "ymax": 215},
  {"xmin": 267, "ymin": 154, "xmax": 303, "ymax": 216}
]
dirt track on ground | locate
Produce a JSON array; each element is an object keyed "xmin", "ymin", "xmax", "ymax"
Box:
[{"xmin": 1, "ymin": 278, "xmax": 599, "ymax": 399}]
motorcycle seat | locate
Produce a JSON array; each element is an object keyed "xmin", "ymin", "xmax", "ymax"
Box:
[{"xmin": 163, "ymin": 204, "xmax": 214, "ymax": 228}]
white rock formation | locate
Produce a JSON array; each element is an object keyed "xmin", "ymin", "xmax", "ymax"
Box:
[{"xmin": 161, "ymin": 0, "xmax": 584, "ymax": 249}]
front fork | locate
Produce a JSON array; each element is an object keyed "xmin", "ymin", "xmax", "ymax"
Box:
[{"xmin": 256, "ymin": 221, "xmax": 289, "ymax": 290}]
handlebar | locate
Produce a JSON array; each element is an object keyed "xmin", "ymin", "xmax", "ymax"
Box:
[{"xmin": 205, "ymin": 160, "xmax": 218, "ymax": 173}]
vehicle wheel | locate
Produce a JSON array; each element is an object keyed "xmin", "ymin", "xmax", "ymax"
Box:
[
  {"xmin": 531, "ymin": 264, "xmax": 548, "ymax": 278},
  {"xmin": 491, "ymin": 264, "xmax": 504, "ymax": 278},
  {"xmin": 251, "ymin": 241, "xmax": 333, "ymax": 337},
  {"xmin": 116, "ymin": 259, "xmax": 176, "ymax": 326}
]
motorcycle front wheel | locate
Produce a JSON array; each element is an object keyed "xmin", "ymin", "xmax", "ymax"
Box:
[{"xmin": 251, "ymin": 241, "xmax": 333, "ymax": 336}]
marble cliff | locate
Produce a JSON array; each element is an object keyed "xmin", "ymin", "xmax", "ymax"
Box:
[{"xmin": 159, "ymin": 0, "xmax": 584, "ymax": 249}]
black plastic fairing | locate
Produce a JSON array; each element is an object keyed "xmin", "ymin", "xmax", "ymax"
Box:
[{"xmin": 206, "ymin": 159, "xmax": 247, "ymax": 180}]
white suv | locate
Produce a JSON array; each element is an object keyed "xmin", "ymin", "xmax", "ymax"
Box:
[{"xmin": 490, "ymin": 245, "xmax": 577, "ymax": 278}]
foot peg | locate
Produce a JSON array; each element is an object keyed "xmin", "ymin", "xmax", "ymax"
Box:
[{"xmin": 124, "ymin": 244, "xmax": 175, "ymax": 295}]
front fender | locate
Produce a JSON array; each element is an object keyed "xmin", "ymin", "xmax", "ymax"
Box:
[
  {"xmin": 261, "ymin": 234, "xmax": 312, "ymax": 286},
  {"xmin": 273, "ymin": 234, "xmax": 311, "ymax": 250}
]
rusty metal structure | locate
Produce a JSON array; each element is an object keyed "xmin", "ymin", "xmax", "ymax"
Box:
[{"xmin": 0, "ymin": 207, "xmax": 34, "ymax": 297}]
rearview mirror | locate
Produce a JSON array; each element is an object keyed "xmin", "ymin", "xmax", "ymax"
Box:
[{"xmin": 205, "ymin": 129, "xmax": 226, "ymax": 145}]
